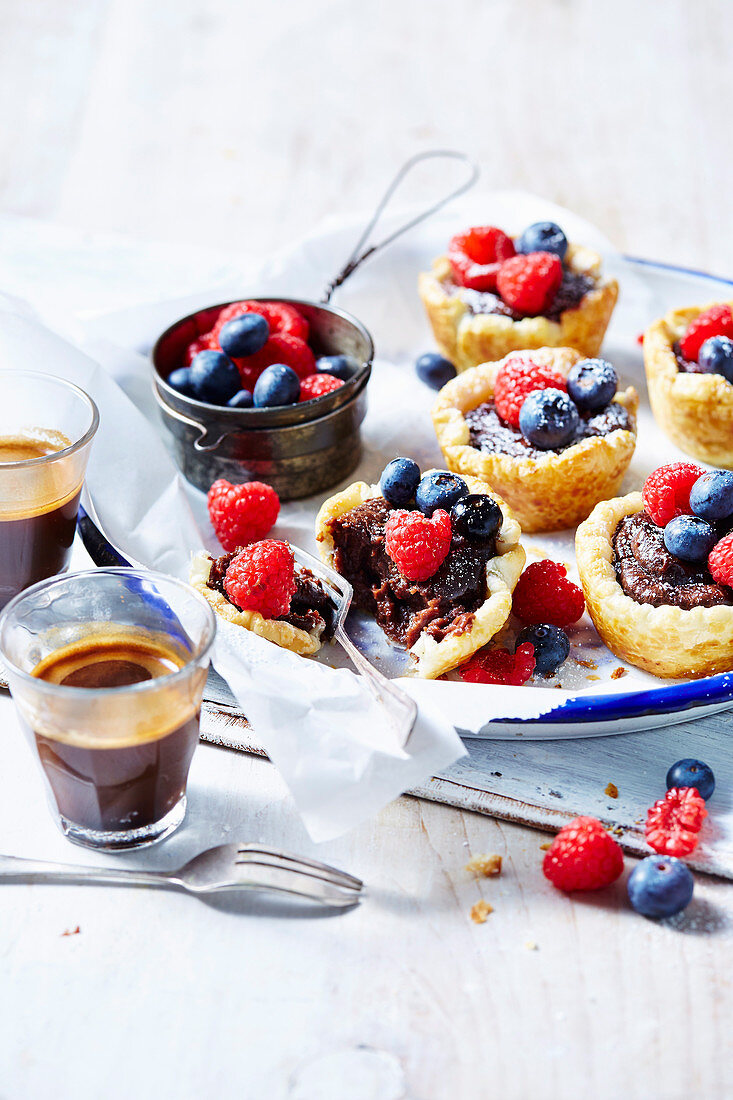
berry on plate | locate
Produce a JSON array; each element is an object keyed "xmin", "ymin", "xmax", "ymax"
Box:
[
  {"xmin": 519, "ymin": 388, "xmax": 580, "ymax": 450},
  {"xmin": 646, "ymin": 787, "xmax": 707, "ymax": 857},
  {"xmin": 641, "ymin": 462, "xmax": 705, "ymax": 527},
  {"xmin": 450, "ymin": 494, "xmax": 503, "ymax": 542},
  {"xmin": 167, "ymin": 367, "xmax": 195, "ymax": 396},
  {"xmin": 315, "ymin": 354, "xmax": 358, "ymax": 381},
  {"xmin": 223, "ymin": 539, "xmax": 296, "ymax": 619},
  {"xmin": 689, "ymin": 468, "xmax": 733, "ymax": 521},
  {"xmin": 512, "ymin": 560, "xmax": 585, "ymax": 627},
  {"xmin": 379, "ymin": 458, "xmax": 421, "ymax": 507},
  {"xmin": 207, "ymin": 479, "xmax": 280, "ymax": 551},
  {"xmin": 227, "ymin": 389, "xmax": 254, "ymax": 409},
  {"xmin": 516, "ymin": 623, "xmax": 570, "ymax": 675},
  {"xmin": 385, "ymin": 508, "xmax": 452, "ymax": 582},
  {"xmin": 627, "ymin": 856, "xmax": 694, "ymax": 919},
  {"xmin": 299, "ymin": 374, "xmax": 344, "ymax": 402},
  {"xmin": 494, "ymin": 355, "xmax": 567, "ymax": 428},
  {"xmin": 253, "ymin": 364, "xmax": 301, "ymax": 408},
  {"xmin": 566, "ymin": 358, "xmax": 618, "ymax": 413},
  {"xmin": 542, "ymin": 816, "xmax": 624, "ymax": 892},
  {"xmin": 679, "ymin": 303, "xmax": 733, "ymax": 362},
  {"xmin": 698, "ymin": 335, "xmax": 733, "ymax": 380},
  {"xmin": 415, "ymin": 471, "xmax": 468, "ymax": 516},
  {"xmin": 460, "ymin": 642, "xmax": 535, "ymax": 686},
  {"xmin": 189, "ymin": 349, "xmax": 241, "ymax": 405},
  {"xmin": 447, "ymin": 226, "xmax": 516, "ymax": 292},
  {"xmin": 496, "ymin": 251, "xmax": 563, "ymax": 316},
  {"xmin": 663, "ymin": 515, "xmax": 718, "ymax": 563},
  {"xmin": 708, "ymin": 532, "xmax": 733, "ymax": 586},
  {"xmin": 218, "ymin": 313, "xmax": 269, "ymax": 359},
  {"xmin": 515, "ymin": 221, "xmax": 568, "ymax": 261},
  {"xmin": 415, "ymin": 351, "xmax": 457, "ymax": 390},
  {"xmin": 666, "ymin": 759, "xmax": 715, "ymax": 801}
]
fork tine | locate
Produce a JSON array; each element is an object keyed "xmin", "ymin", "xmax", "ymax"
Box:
[{"xmin": 236, "ymin": 846, "xmax": 363, "ymax": 890}]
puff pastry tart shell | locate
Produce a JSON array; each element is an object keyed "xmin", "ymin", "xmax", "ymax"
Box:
[
  {"xmin": 189, "ymin": 550, "xmax": 326, "ymax": 657},
  {"xmin": 315, "ymin": 473, "xmax": 525, "ymax": 679},
  {"xmin": 432, "ymin": 347, "xmax": 638, "ymax": 533},
  {"xmin": 418, "ymin": 243, "xmax": 619, "ymax": 373},
  {"xmin": 644, "ymin": 301, "xmax": 733, "ymax": 468},
  {"xmin": 576, "ymin": 492, "xmax": 733, "ymax": 679}
]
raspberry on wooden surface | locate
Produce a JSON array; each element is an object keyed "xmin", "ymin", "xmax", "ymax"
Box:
[
  {"xmin": 207, "ymin": 479, "xmax": 280, "ymax": 551},
  {"xmin": 494, "ymin": 355, "xmax": 567, "ymax": 427},
  {"xmin": 512, "ymin": 560, "xmax": 585, "ymax": 627},
  {"xmin": 542, "ymin": 816, "xmax": 624, "ymax": 891},
  {"xmin": 646, "ymin": 788, "xmax": 707, "ymax": 857},
  {"xmin": 384, "ymin": 508, "xmax": 452, "ymax": 582},
  {"xmin": 223, "ymin": 539, "xmax": 296, "ymax": 619},
  {"xmin": 641, "ymin": 462, "xmax": 705, "ymax": 527}
]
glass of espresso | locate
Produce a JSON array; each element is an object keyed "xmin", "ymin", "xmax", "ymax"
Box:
[
  {"xmin": 0, "ymin": 569, "xmax": 216, "ymax": 850},
  {"xmin": 0, "ymin": 370, "xmax": 99, "ymax": 610}
]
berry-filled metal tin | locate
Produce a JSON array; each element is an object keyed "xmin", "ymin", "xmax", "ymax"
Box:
[{"xmin": 152, "ymin": 298, "xmax": 373, "ymax": 500}]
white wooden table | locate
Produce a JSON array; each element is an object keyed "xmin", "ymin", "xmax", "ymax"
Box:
[{"xmin": 1, "ymin": 2, "xmax": 733, "ymax": 1097}]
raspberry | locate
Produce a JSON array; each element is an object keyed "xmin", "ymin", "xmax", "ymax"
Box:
[
  {"xmin": 679, "ymin": 304, "xmax": 733, "ymax": 362},
  {"xmin": 185, "ymin": 332, "xmax": 217, "ymax": 365},
  {"xmin": 497, "ymin": 252, "xmax": 563, "ymax": 316},
  {"xmin": 494, "ymin": 355, "xmax": 567, "ymax": 427},
  {"xmin": 223, "ymin": 539, "xmax": 296, "ymax": 619},
  {"xmin": 708, "ymin": 532, "xmax": 733, "ymax": 586},
  {"xmin": 641, "ymin": 462, "xmax": 705, "ymax": 527},
  {"xmin": 646, "ymin": 788, "xmax": 707, "ymax": 857},
  {"xmin": 447, "ymin": 226, "xmax": 516, "ymax": 292},
  {"xmin": 237, "ymin": 333, "xmax": 316, "ymax": 383},
  {"xmin": 460, "ymin": 643, "xmax": 535, "ymax": 685},
  {"xmin": 543, "ymin": 816, "xmax": 624, "ymax": 891},
  {"xmin": 385, "ymin": 508, "xmax": 452, "ymax": 582},
  {"xmin": 299, "ymin": 374, "xmax": 344, "ymax": 402},
  {"xmin": 207, "ymin": 479, "xmax": 280, "ymax": 551},
  {"xmin": 213, "ymin": 300, "xmax": 309, "ymax": 342},
  {"xmin": 512, "ymin": 560, "xmax": 585, "ymax": 627}
]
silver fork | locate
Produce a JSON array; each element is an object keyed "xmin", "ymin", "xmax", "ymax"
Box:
[{"xmin": 0, "ymin": 844, "xmax": 363, "ymax": 907}]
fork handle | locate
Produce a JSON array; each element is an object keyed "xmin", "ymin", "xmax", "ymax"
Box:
[
  {"xmin": 334, "ymin": 623, "xmax": 417, "ymax": 746},
  {"xmin": 0, "ymin": 853, "xmax": 172, "ymax": 889}
]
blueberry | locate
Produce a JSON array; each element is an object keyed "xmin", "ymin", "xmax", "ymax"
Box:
[
  {"xmin": 189, "ymin": 350, "xmax": 241, "ymax": 405},
  {"xmin": 227, "ymin": 389, "xmax": 254, "ymax": 409},
  {"xmin": 627, "ymin": 855, "xmax": 694, "ymax": 919},
  {"xmin": 689, "ymin": 469, "xmax": 733, "ymax": 521},
  {"xmin": 167, "ymin": 367, "xmax": 195, "ymax": 397},
  {"xmin": 415, "ymin": 352, "xmax": 457, "ymax": 391},
  {"xmin": 518, "ymin": 388, "xmax": 580, "ymax": 449},
  {"xmin": 451, "ymin": 494, "xmax": 503, "ymax": 541},
  {"xmin": 415, "ymin": 471, "xmax": 468, "ymax": 516},
  {"xmin": 379, "ymin": 458, "xmax": 421, "ymax": 507},
  {"xmin": 252, "ymin": 363, "xmax": 300, "ymax": 408},
  {"xmin": 218, "ymin": 313, "xmax": 269, "ymax": 358},
  {"xmin": 316, "ymin": 354, "xmax": 359, "ymax": 381},
  {"xmin": 515, "ymin": 221, "xmax": 568, "ymax": 260},
  {"xmin": 699, "ymin": 336, "xmax": 733, "ymax": 381},
  {"xmin": 517, "ymin": 624, "xmax": 570, "ymax": 675},
  {"xmin": 663, "ymin": 515, "xmax": 718, "ymax": 563},
  {"xmin": 566, "ymin": 358, "xmax": 618, "ymax": 413},
  {"xmin": 666, "ymin": 758, "xmax": 715, "ymax": 800}
]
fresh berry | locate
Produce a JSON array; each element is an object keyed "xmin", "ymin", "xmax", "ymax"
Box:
[
  {"xmin": 493, "ymin": 355, "xmax": 567, "ymax": 428},
  {"xmin": 679, "ymin": 303, "xmax": 733, "ymax": 362},
  {"xmin": 189, "ymin": 350, "xmax": 241, "ymax": 405},
  {"xmin": 689, "ymin": 469, "xmax": 733, "ymax": 521},
  {"xmin": 214, "ymin": 300, "xmax": 309, "ymax": 342},
  {"xmin": 315, "ymin": 354, "xmax": 358, "ymax": 381},
  {"xmin": 207, "ymin": 479, "xmax": 280, "ymax": 551},
  {"xmin": 646, "ymin": 787, "xmax": 707, "ymax": 857},
  {"xmin": 218, "ymin": 314, "xmax": 269, "ymax": 358},
  {"xmin": 227, "ymin": 389, "xmax": 254, "ymax": 409},
  {"xmin": 496, "ymin": 251, "xmax": 563, "ymax": 316},
  {"xmin": 253, "ymin": 364, "xmax": 301, "ymax": 408},
  {"xmin": 708, "ymin": 532, "xmax": 733, "ymax": 586},
  {"xmin": 516, "ymin": 623, "xmax": 570, "ymax": 675},
  {"xmin": 415, "ymin": 352, "xmax": 457, "ymax": 390},
  {"xmin": 385, "ymin": 508, "xmax": 452, "ymax": 582},
  {"xmin": 699, "ymin": 335, "xmax": 733, "ymax": 381},
  {"xmin": 460, "ymin": 642, "xmax": 535, "ymax": 686},
  {"xmin": 379, "ymin": 458, "xmax": 421, "ymax": 507},
  {"xmin": 240, "ymin": 333, "xmax": 316, "ymax": 382},
  {"xmin": 167, "ymin": 367, "xmax": 195, "ymax": 397},
  {"xmin": 223, "ymin": 539, "xmax": 296, "ymax": 619},
  {"xmin": 512, "ymin": 560, "xmax": 585, "ymax": 627},
  {"xmin": 447, "ymin": 226, "xmax": 516, "ymax": 292},
  {"xmin": 415, "ymin": 471, "xmax": 468, "ymax": 516},
  {"xmin": 666, "ymin": 759, "xmax": 715, "ymax": 801},
  {"xmin": 627, "ymin": 856, "xmax": 694, "ymax": 918},
  {"xmin": 566, "ymin": 358, "xmax": 618, "ymax": 413},
  {"xmin": 641, "ymin": 462, "xmax": 705, "ymax": 527},
  {"xmin": 663, "ymin": 515, "xmax": 718, "ymax": 563},
  {"xmin": 515, "ymin": 221, "xmax": 568, "ymax": 261},
  {"xmin": 451, "ymin": 494, "xmax": 503, "ymax": 542},
  {"xmin": 185, "ymin": 332, "xmax": 217, "ymax": 364},
  {"xmin": 299, "ymin": 374, "xmax": 344, "ymax": 402},
  {"xmin": 519, "ymin": 388, "xmax": 580, "ymax": 450},
  {"xmin": 542, "ymin": 816, "xmax": 624, "ymax": 892}
]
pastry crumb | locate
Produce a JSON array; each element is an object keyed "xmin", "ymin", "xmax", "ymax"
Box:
[
  {"xmin": 470, "ymin": 900, "xmax": 494, "ymax": 924},
  {"xmin": 525, "ymin": 940, "xmax": 539, "ymax": 951},
  {"xmin": 605, "ymin": 782, "xmax": 619, "ymax": 799},
  {"xmin": 61, "ymin": 926, "xmax": 81, "ymax": 937},
  {"xmin": 587, "ymin": 674, "xmax": 601, "ymax": 681},
  {"xmin": 575, "ymin": 656, "xmax": 598, "ymax": 670},
  {"xmin": 611, "ymin": 666, "xmax": 627, "ymax": 680},
  {"xmin": 540, "ymin": 842, "xmax": 552, "ymax": 851},
  {"xmin": 612, "ymin": 825, "xmax": 625, "ymax": 837},
  {"xmin": 465, "ymin": 853, "xmax": 502, "ymax": 877}
]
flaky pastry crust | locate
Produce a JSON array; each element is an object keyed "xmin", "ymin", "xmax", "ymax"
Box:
[
  {"xmin": 432, "ymin": 347, "xmax": 638, "ymax": 533},
  {"xmin": 576, "ymin": 492, "xmax": 733, "ymax": 679},
  {"xmin": 644, "ymin": 301, "xmax": 733, "ymax": 468},
  {"xmin": 189, "ymin": 550, "xmax": 325, "ymax": 656},
  {"xmin": 315, "ymin": 472, "xmax": 525, "ymax": 679},
  {"xmin": 418, "ymin": 243, "xmax": 619, "ymax": 373}
]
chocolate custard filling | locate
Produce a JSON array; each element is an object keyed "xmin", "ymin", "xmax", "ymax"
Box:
[
  {"xmin": 465, "ymin": 399, "xmax": 633, "ymax": 459},
  {"xmin": 613, "ymin": 511, "xmax": 733, "ymax": 609},
  {"xmin": 207, "ymin": 552, "xmax": 335, "ymax": 638},
  {"xmin": 672, "ymin": 341, "xmax": 708, "ymax": 374},
  {"xmin": 327, "ymin": 497, "xmax": 497, "ymax": 648},
  {"xmin": 442, "ymin": 270, "xmax": 595, "ymax": 323}
]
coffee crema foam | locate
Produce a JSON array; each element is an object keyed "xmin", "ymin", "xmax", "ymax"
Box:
[{"xmin": 0, "ymin": 430, "xmax": 83, "ymax": 520}]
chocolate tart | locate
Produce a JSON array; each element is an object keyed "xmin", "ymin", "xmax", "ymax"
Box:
[
  {"xmin": 189, "ymin": 549, "xmax": 335, "ymax": 656},
  {"xmin": 315, "ymin": 473, "xmax": 525, "ymax": 679},
  {"xmin": 576, "ymin": 491, "xmax": 733, "ymax": 679},
  {"xmin": 418, "ymin": 243, "xmax": 618, "ymax": 373},
  {"xmin": 644, "ymin": 301, "xmax": 733, "ymax": 468},
  {"xmin": 432, "ymin": 347, "xmax": 638, "ymax": 533}
]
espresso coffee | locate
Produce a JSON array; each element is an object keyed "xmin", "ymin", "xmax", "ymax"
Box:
[{"xmin": 28, "ymin": 635, "xmax": 201, "ymax": 834}]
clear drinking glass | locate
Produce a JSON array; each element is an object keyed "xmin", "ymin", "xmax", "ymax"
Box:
[
  {"xmin": 0, "ymin": 569, "xmax": 216, "ymax": 851},
  {"xmin": 0, "ymin": 370, "xmax": 99, "ymax": 610}
]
